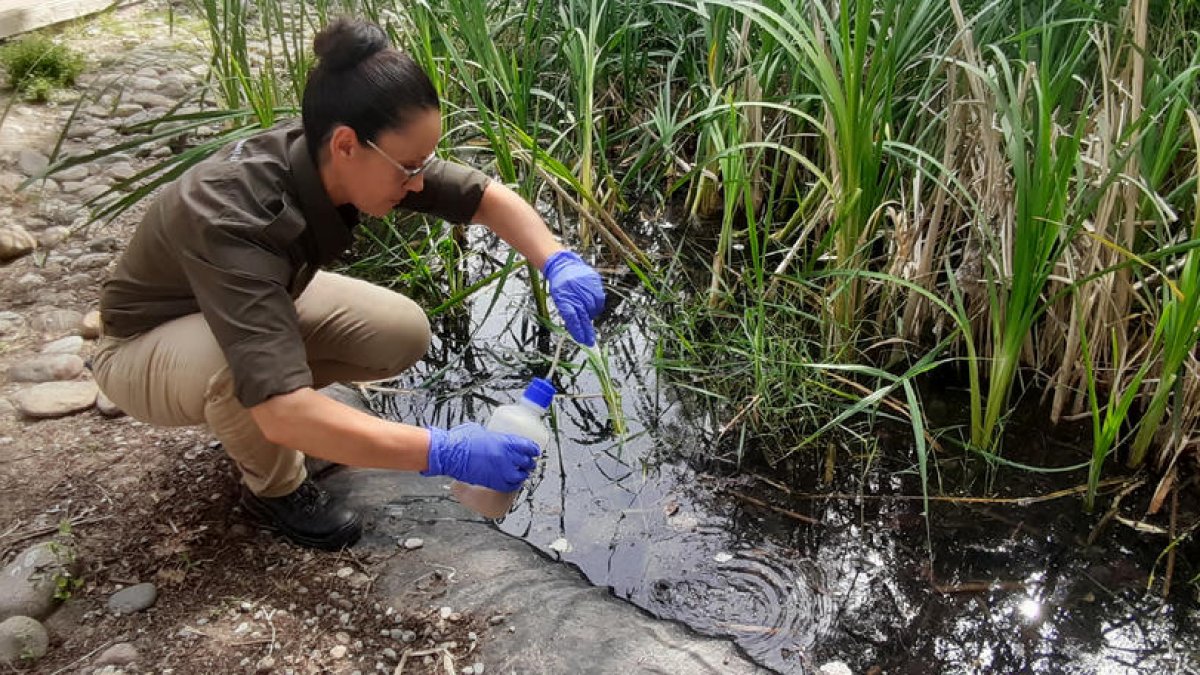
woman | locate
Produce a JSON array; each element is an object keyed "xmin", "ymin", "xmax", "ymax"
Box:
[{"xmin": 92, "ymin": 19, "xmax": 605, "ymax": 550}]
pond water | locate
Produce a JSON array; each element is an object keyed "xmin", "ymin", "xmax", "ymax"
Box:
[{"xmin": 368, "ymin": 229, "xmax": 1199, "ymax": 674}]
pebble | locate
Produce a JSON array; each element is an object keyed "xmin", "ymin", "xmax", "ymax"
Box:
[
  {"xmin": 819, "ymin": 662, "xmax": 853, "ymax": 675},
  {"xmin": 233, "ymin": 621, "xmax": 250, "ymax": 636},
  {"xmin": 37, "ymin": 227, "xmax": 70, "ymax": 248},
  {"xmin": 80, "ymin": 310, "xmax": 102, "ymax": 339},
  {"xmin": 329, "ymin": 645, "xmax": 348, "ymax": 659},
  {"xmin": 0, "ymin": 616, "xmax": 49, "ymax": 664},
  {"xmin": 7, "ymin": 354, "xmax": 85, "ymax": 383},
  {"xmin": 402, "ymin": 538, "xmax": 424, "ymax": 550},
  {"xmin": 73, "ymin": 253, "xmax": 113, "ymax": 270},
  {"xmin": 439, "ymin": 606, "xmax": 452, "ymax": 620},
  {"xmin": 382, "ymin": 648, "xmax": 397, "ymax": 660},
  {"xmin": 79, "ymin": 184, "xmax": 110, "ymax": 203},
  {"xmin": 55, "ymin": 165, "xmax": 90, "ymax": 182},
  {"xmin": 549, "ymin": 538, "xmax": 573, "ymax": 554},
  {"xmin": 487, "ymin": 615, "xmax": 506, "ymax": 626},
  {"xmin": 0, "ymin": 542, "xmax": 78, "ymax": 621},
  {"xmin": 336, "ymin": 566, "xmax": 354, "ymax": 578},
  {"xmin": 0, "ymin": 226, "xmax": 37, "ymax": 261},
  {"xmin": 335, "ymin": 631, "xmax": 350, "ymax": 644},
  {"xmin": 42, "ymin": 336, "xmax": 84, "ymax": 355},
  {"xmin": 108, "ymin": 582, "xmax": 157, "ymax": 614},
  {"xmin": 256, "ymin": 655, "xmax": 276, "ymax": 672},
  {"xmin": 94, "ymin": 642, "xmax": 139, "ymax": 667},
  {"xmin": 14, "ymin": 381, "xmax": 99, "ymax": 418}
]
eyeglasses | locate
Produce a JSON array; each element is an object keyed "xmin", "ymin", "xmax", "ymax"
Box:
[{"xmin": 366, "ymin": 139, "xmax": 437, "ymax": 186}]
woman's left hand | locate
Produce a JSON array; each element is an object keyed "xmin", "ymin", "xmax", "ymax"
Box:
[{"xmin": 543, "ymin": 250, "xmax": 605, "ymax": 347}]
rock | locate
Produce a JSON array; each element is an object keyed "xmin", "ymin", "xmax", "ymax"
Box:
[
  {"xmin": 108, "ymin": 583, "xmax": 157, "ymax": 614},
  {"xmin": 42, "ymin": 336, "xmax": 84, "ymax": 355},
  {"xmin": 256, "ymin": 655, "xmax": 276, "ymax": 672},
  {"xmin": 95, "ymin": 393, "xmax": 124, "ymax": 418},
  {"xmin": 73, "ymin": 253, "xmax": 113, "ymax": 270},
  {"xmin": 31, "ymin": 309, "xmax": 83, "ymax": 337},
  {"xmin": 0, "ymin": 226, "xmax": 37, "ymax": 261},
  {"xmin": 94, "ymin": 667, "xmax": 127, "ymax": 675},
  {"xmin": 402, "ymin": 538, "xmax": 424, "ymax": 550},
  {"xmin": 15, "ymin": 381, "xmax": 98, "ymax": 418},
  {"xmin": 7, "ymin": 354, "xmax": 85, "ymax": 383},
  {"xmin": 55, "ymin": 165, "xmax": 89, "ymax": 182},
  {"xmin": 107, "ymin": 163, "xmax": 136, "ymax": 182},
  {"xmin": 819, "ymin": 662, "xmax": 853, "ymax": 675},
  {"xmin": 78, "ymin": 185, "xmax": 110, "ymax": 203},
  {"xmin": 0, "ymin": 312, "xmax": 26, "ymax": 337},
  {"xmin": 87, "ymin": 236, "xmax": 121, "ymax": 253},
  {"xmin": 336, "ymin": 567, "xmax": 354, "ymax": 579},
  {"xmin": 0, "ymin": 616, "xmax": 49, "ymax": 664},
  {"xmin": 0, "ymin": 542, "xmax": 78, "ymax": 621},
  {"xmin": 132, "ymin": 92, "xmax": 174, "ymax": 109},
  {"xmin": 112, "ymin": 103, "xmax": 143, "ymax": 118},
  {"xmin": 16, "ymin": 149, "xmax": 48, "ymax": 178},
  {"xmin": 37, "ymin": 227, "xmax": 70, "ymax": 248},
  {"xmin": 330, "ymin": 645, "xmax": 348, "ymax": 659},
  {"xmin": 94, "ymin": 642, "xmax": 139, "ymax": 667},
  {"xmin": 80, "ymin": 310, "xmax": 102, "ymax": 339},
  {"xmin": 382, "ymin": 648, "xmax": 397, "ymax": 660}
]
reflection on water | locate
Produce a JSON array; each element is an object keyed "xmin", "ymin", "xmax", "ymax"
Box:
[{"xmin": 371, "ymin": 233, "xmax": 1199, "ymax": 673}]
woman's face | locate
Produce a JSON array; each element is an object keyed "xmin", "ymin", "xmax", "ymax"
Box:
[{"xmin": 327, "ymin": 108, "xmax": 442, "ymax": 217}]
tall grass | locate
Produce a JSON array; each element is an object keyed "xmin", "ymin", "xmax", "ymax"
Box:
[{"xmin": 44, "ymin": 0, "xmax": 1200, "ymax": 507}]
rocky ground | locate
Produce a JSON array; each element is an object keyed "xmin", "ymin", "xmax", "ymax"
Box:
[{"xmin": 0, "ymin": 4, "xmax": 490, "ymax": 673}]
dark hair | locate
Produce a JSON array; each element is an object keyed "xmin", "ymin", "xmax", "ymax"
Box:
[{"xmin": 302, "ymin": 19, "xmax": 440, "ymax": 161}]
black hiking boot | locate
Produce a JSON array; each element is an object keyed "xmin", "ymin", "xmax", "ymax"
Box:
[{"xmin": 239, "ymin": 479, "xmax": 362, "ymax": 550}]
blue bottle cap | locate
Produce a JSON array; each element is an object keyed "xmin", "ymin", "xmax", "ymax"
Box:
[{"xmin": 522, "ymin": 377, "xmax": 556, "ymax": 409}]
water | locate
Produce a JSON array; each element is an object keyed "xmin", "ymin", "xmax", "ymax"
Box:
[{"xmin": 369, "ymin": 228, "xmax": 1200, "ymax": 673}]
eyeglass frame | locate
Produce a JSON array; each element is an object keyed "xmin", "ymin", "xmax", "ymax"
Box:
[{"xmin": 366, "ymin": 139, "xmax": 437, "ymax": 186}]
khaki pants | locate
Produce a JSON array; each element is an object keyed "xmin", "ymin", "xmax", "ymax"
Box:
[{"xmin": 93, "ymin": 272, "xmax": 431, "ymax": 497}]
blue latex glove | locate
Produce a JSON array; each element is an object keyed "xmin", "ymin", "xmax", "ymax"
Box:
[
  {"xmin": 542, "ymin": 250, "xmax": 605, "ymax": 347},
  {"xmin": 423, "ymin": 423, "xmax": 540, "ymax": 492}
]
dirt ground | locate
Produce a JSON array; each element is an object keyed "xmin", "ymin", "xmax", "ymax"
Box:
[{"xmin": 0, "ymin": 3, "xmax": 486, "ymax": 673}]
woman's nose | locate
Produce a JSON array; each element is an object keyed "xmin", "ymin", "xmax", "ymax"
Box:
[{"xmin": 405, "ymin": 173, "xmax": 426, "ymax": 194}]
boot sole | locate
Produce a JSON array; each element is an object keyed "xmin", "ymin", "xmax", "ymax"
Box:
[{"xmin": 239, "ymin": 493, "xmax": 364, "ymax": 551}]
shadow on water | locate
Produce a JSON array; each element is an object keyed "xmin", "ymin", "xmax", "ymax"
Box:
[{"xmin": 367, "ymin": 229, "xmax": 1200, "ymax": 674}]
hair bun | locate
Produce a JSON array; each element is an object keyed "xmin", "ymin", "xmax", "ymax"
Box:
[{"xmin": 313, "ymin": 18, "xmax": 389, "ymax": 72}]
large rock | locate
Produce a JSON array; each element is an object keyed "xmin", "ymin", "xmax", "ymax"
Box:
[
  {"xmin": 0, "ymin": 616, "xmax": 49, "ymax": 665},
  {"xmin": 0, "ymin": 226, "xmax": 36, "ymax": 261},
  {"xmin": 14, "ymin": 381, "xmax": 99, "ymax": 418},
  {"xmin": 0, "ymin": 542, "xmax": 78, "ymax": 622},
  {"xmin": 6, "ymin": 354, "xmax": 85, "ymax": 383}
]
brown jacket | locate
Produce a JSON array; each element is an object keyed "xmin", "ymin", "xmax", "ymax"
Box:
[{"xmin": 100, "ymin": 123, "xmax": 489, "ymax": 407}]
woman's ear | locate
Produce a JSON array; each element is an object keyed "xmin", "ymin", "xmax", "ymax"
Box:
[{"xmin": 327, "ymin": 125, "xmax": 360, "ymax": 161}]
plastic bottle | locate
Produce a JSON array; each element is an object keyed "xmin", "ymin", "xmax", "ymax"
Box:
[{"xmin": 451, "ymin": 377, "xmax": 555, "ymax": 518}]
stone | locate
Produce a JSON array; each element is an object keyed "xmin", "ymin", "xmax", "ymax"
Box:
[
  {"xmin": 31, "ymin": 309, "xmax": 83, "ymax": 337},
  {"xmin": 402, "ymin": 538, "xmax": 424, "ymax": 550},
  {"xmin": 0, "ymin": 226, "xmax": 36, "ymax": 261},
  {"xmin": 80, "ymin": 311, "xmax": 102, "ymax": 339},
  {"xmin": 113, "ymin": 103, "xmax": 143, "ymax": 118},
  {"xmin": 95, "ymin": 393, "xmax": 124, "ymax": 418},
  {"xmin": 42, "ymin": 336, "xmax": 84, "ymax": 355},
  {"xmin": 7, "ymin": 354, "xmax": 85, "ymax": 382},
  {"xmin": 0, "ymin": 542, "xmax": 78, "ymax": 622},
  {"xmin": 132, "ymin": 92, "xmax": 174, "ymax": 109},
  {"xmin": 37, "ymin": 227, "xmax": 70, "ymax": 248},
  {"xmin": 330, "ymin": 645, "xmax": 348, "ymax": 659},
  {"xmin": 73, "ymin": 253, "xmax": 113, "ymax": 271},
  {"xmin": 382, "ymin": 648, "xmax": 397, "ymax": 660},
  {"xmin": 256, "ymin": 655, "xmax": 276, "ymax": 672},
  {"xmin": 0, "ymin": 616, "xmax": 49, "ymax": 664},
  {"xmin": 819, "ymin": 662, "xmax": 853, "ymax": 675},
  {"xmin": 55, "ymin": 166, "xmax": 89, "ymax": 182},
  {"xmin": 108, "ymin": 583, "xmax": 157, "ymax": 614},
  {"xmin": 78, "ymin": 185, "xmax": 110, "ymax": 203},
  {"xmin": 94, "ymin": 642, "xmax": 139, "ymax": 667},
  {"xmin": 16, "ymin": 149, "xmax": 48, "ymax": 178},
  {"xmin": 107, "ymin": 163, "xmax": 136, "ymax": 182},
  {"xmin": 0, "ymin": 312, "xmax": 26, "ymax": 337},
  {"xmin": 87, "ymin": 236, "xmax": 122, "ymax": 253},
  {"xmin": 15, "ymin": 381, "xmax": 99, "ymax": 418}
]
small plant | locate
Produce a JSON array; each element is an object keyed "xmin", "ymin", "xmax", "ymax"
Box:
[{"xmin": 0, "ymin": 34, "xmax": 84, "ymax": 101}]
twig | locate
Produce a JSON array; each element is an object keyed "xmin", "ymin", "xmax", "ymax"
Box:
[
  {"xmin": 264, "ymin": 608, "xmax": 278, "ymax": 659},
  {"xmin": 395, "ymin": 646, "xmax": 455, "ymax": 675},
  {"xmin": 717, "ymin": 395, "xmax": 762, "ymax": 437},
  {"xmin": 547, "ymin": 333, "xmax": 568, "ymax": 380},
  {"xmin": 0, "ymin": 515, "xmax": 113, "ymax": 549},
  {"xmin": 727, "ymin": 490, "xmax": 820, "ymax": 525},
  {"xmin": 1087, "ymin": 479, "xmax": 1146, "ymax": 546},
  {"xmin": 48, "ymin": 641, "xmax": 114, "ymax": 675},
  {"xmin": 1164, "ymin": 486, "xmax": 1179, "ymax": 598}
]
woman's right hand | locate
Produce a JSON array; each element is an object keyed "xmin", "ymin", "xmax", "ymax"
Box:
[{"xmin": 422, "ymin": 423, "xmax": 540, "ymax": 491}]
